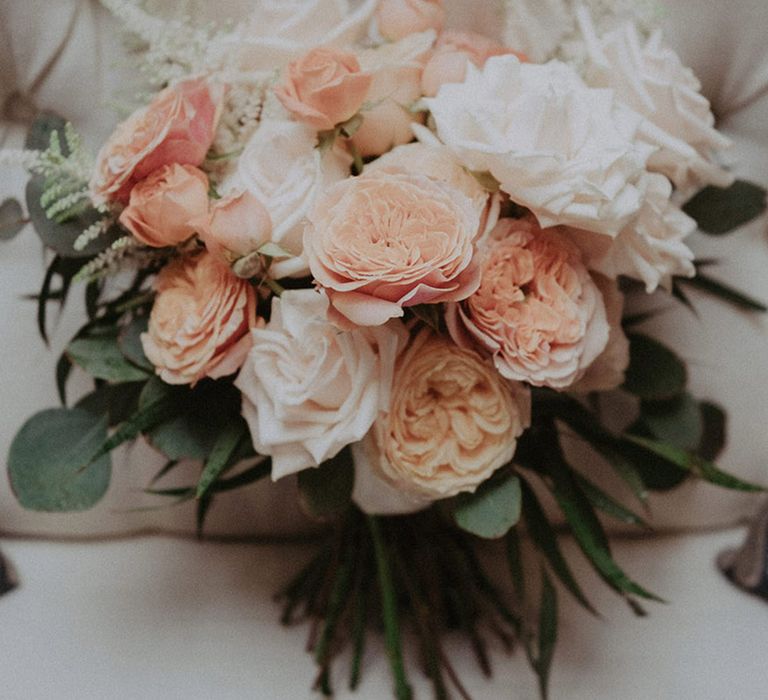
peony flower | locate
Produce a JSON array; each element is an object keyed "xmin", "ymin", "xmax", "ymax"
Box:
[
  {"xmin": 235, "ymin": 289, "xmax": 408, "ymax": 479},
  {"xmin": 578, "ymin": 10, "xmax": 733, "ymax": 193},
  {"xmin": 570, "ymin": 274, "xmax": 630, "ymax": 393},
  {"xmin": 201, "ymin": 191, "xmax": 273, "ymax": 264},
  {"xmin": 227, "ymin": 119, "xmax": 352, "ymax": 279},
  {"xmin": 274, "ymin": 47, "xmax": 372, "ymax": 131},
  {"xmin": 425, "ymin": 55, "xmax": 654, "ymax": 237},
  {"xmin": 421, "ymin": 30, "xmax": 526, "ymax": 97},
  {"xmin": 570, "ymin": 172, "xmax": 696, "ymax": 292},
  {"xmin": 350, "ymin": 31, "xmax": 434, "ymax": 157},
  {"xmin": 118, "ymin": 164, "xmax": 209, "ymax": 248},
  {"xmin": 91, "ymin": 77, "xmax": 225, "ymax": 205},
  {"xmin": 304, "ymin": 168, "xmax": 483, "ymax": 327},
  {"xmin": 375, "ymin": 0, "xmax": 445, "ymax": 41},
  {"xmin": 447, "ymin": 217, "xmax": 609, "ymax": 389},
  {"xmin": 353, "ymin": 330, "xmax": 531, "ymax": 510},
  {"xmin": 141, "ymin": 252, "xmax": 259, "ymax": 385}
]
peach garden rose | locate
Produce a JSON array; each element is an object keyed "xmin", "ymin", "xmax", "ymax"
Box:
[
  {"xmin": 304, "ymin": 167, "xmax": 483, "ymax": 327},
  {"xmin": 91, "ymin": 77, "xmax": 225, "ymax": 206},
  {"xmin": 447, "ymin": 216, "xmax": 610, "ymax": 389},
  {"xmin": 118, "ymin": 164, "xmax": 210, "ymax": 248},
  {"xmin": 141, "ymin": 252, "xmax": 259, "ymax": 386},
  {"xmin": 201, "ymin": 190, "xmax": 273, "ymax": 263},
  {"xmin": 353, "ymin": 330, "xmax": 531, "ymax": 510},
  {"xmin": 274, "ymin": 46, "xmax": 372, "ymax": 131}
]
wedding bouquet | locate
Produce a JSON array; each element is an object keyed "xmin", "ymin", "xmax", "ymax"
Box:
[{"xmin": 3, "ymin": 1, "xmax": 767, "ymax": 698}]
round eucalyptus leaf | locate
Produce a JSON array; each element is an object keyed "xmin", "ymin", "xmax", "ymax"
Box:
[
  {"xmin": 623, "ymin": 334, "xmax": 687, "ymax": 401},
  {"xmin": 0, "ymin": 198, "xmax": 25, "ymax": 241},
  {"xmin": 454, "ymin": 474, "xmax": 522, "ymax": 539},
  {"xmin": 8, "ymin": 408, "xmax": 112, "ymax": 512}
]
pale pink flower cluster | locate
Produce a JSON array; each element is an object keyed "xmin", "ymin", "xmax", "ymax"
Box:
[{"xmin": 88, "ymin": 0, "xmax": 729, "ymax": 512}]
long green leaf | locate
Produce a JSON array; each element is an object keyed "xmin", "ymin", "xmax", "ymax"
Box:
[
  {"xmin": 196, "ymin": 422, "xmax": 246, "ymax": 499},
  {"xmin": 679, "ymin": 272, "xmax": 767, "ymax": 313},
  {"xmin": 623, "ymin": 435, "xmax": 766, "ymax": 492},
  {"xmin": 574, "ymin": 474, "xmax": 651, "ymax": 530},
  {"xmin": 534, "ymin": 570, "xmax": 558, "ymax": 700}
]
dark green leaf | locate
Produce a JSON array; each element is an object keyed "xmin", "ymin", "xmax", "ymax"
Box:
[
  {"xmin": 533, "ymin": 570, "xmax": 558, "ymax": 700},
  {"xmin": 118, "ymin": 316, "xmax": 153, "ymax": 370},
  {"xmin": 574, "ymin": 473, "xmax": 651, "ymax": 530},
  {"xmin": 505, "ymin": 526, "xmax": 526, "ymax": 604},
  {"xmin": 210, "ymin": 459, "xmax": 270, "ymax": 493},
  {"xmin": 697, "ymin": 402, "xmax": 727, "ymax": 462},
  {"xmin": 672, "ymin": 281, "xmax": 698, "ymax": 317},
  {"xmin": 55, "ymin": 352, "xmax": 72, "ymax": 405},
  {"xmin": 0, "ymin": 198, "xmax": 25, "ymax": 240},
  {"xmin": 75, "ymin": 382, "xmax": 145, "ymax": 427},
  {"xmin": 298, "ymin": 447, "xmax": 355, "ymax": 519},
  {"xmin": 623, "ymin": 435, "xmax": 765, "ymax": 492},
  {"xmin": 67, "ymin": 333, "xmax": 150, "ymax": 383},
  {"xmin": 683, "ymin": 180, "xmax": 767, "ymax": 235},
  {"xmin": 196, "ymin": 421, "xmax": 247, "ymax": 499},
  {"xmin": 679, "ymin": 272, "xmax": 767, "ymax": 313},
  {"xmin": 622, "ymin": 333, "xmax": 687, "ymax": 401},
  {"xmin": 454, "ymin": 473, "xmax": 522, "ymax": 539},
  {"xmin": 8, "ymin": 408, "xmax": 111, "ymax": 511},
  {"xmin": 615, "ymin": 423, "xmax": 689, "ymax": 491},
  {"xmin": 641, "ymin": 392, "xmax": 703, "ymax": 452},
  {"xmin": 520, "ymin": 479, "xmax": 596, "ymax": 615},
  {"xmin": 196, "ymin": 493, "xmax": 214, "ymax": 538}
]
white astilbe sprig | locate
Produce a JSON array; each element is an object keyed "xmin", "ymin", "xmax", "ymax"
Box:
[
  {"xmin": 74, "ymin": 217, "xmax": 116, "ymax": 252},
  {"xmin": 73, "ymin": 236, "xmax": 172, "ymax": 283}
]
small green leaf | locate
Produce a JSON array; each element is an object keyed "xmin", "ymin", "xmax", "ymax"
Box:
[
  {"xmin": 298, "ymin": 447, "xmax": 355, "ymax": 519},
  {"xmin": 8, "ymin": 408, "xmax": 111, "ymax": 512},
  {"xmin": 118, "ymin": 316, "xmax": 153, "ymax": 371},
  {"xmin": 641, "ymin": 392, "xmax": 703, "ymax": 452},
  {"xmin": 0, "ymin": 198, "xmax": 25, "ymax": 241},
  {"xmin": 623, "ymin": 334, "xmax": 687, "ymax": 401},
  {"xmin": 196, "ymin": 422, "xmax": 246, "ymax": 499},
  {"xmin": 454, "ymin": 473, "xmax": 522, "ymax": 539},
  {"xmin": 683, "ymin": 180, "xmax": 767, "ymax": 235},
  {"xmin": 67, "ymin": 333, "xmax": 150, "ymax": 383},
  {"xmin": 623, "ymin": 435, "xmax": 765, "ymax": 492}
]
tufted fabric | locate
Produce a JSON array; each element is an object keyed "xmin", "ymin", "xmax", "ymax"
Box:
[{"xmin": 0, "ymin": 0, "xmax": 767, "ymax": 539}]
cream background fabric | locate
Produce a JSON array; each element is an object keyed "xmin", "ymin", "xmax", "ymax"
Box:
[{"xmin": 0, "ymin": 0, "xmax": 767, "ymax": 538}]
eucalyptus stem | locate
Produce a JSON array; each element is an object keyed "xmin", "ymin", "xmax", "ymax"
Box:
[{"xmin": 367, "ymin": 516, "xmax": 412, "ymax": 700}]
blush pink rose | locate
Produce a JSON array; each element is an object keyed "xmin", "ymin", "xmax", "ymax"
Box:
[
  {"xmin": 376, "ymin": 0, "xmax": 445, "ymax": 41},
  {"xmin": 422, "ymin": 30, "xmax": 527, "ymax": 97},
  {"xmin": 118, "ymin": 164, "xmax": 209, "ymax": 248},
  {"xmin": 304, "ymin": 168, "xmax": 483, "ymax": 327},
  {"xmin": 274, "ymin": 47, "xmax": 373, "ymax": 131},
  {"xmin": 141, "ymin": 252, "xmax": 259, "ymax": 385},
  {"xmin": 91, "ymin": 77, "xmax": 225, "ymax": 205},
  {"xmin": 202, "ymin": 191, "xmax": 273, "ymax": 263},
  {"xmin": 447, "ymin": 216, "xmax": 610, "ymax": 389}
]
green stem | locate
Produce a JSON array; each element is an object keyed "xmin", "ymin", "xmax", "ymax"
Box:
[
  {"xmin": 264, "ymin": 276, "xmax": 285, "ymax": 297},
  {"xmin": 349, "ymin": 142, "xmax": 365, "ymax": 176},
  {"xmin": 367, "ymin": 516, "xmax": 412, "ymax": 700}
]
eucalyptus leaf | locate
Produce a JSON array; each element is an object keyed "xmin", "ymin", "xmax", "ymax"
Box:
[
  {"xmin": 622, "ymin": 334, "xmax": 687, "ymax": 401},
  {"xmin": 697, "ymin": 402, "xmax": 727, "ymax": 462},
  {"xmin": 454, "ymin": 473, "xmax": 522, "ymax": 539},
  {"xmin": 8, "ymin": 408, "xmax": 111, "ymax": 512},
  {"xmin": 641, "ymin": 392, "xmax": 703, "ymax": 452},
  {"xmin": 76, "ymin": 382, "xmax": 145, "ymax": 426},
  {"xmin": 118, "ymin": 316, "xmax": 153, "ymax": 371},
  {"xmin": 0, "ymin": 198, "xmax": 25, "ymax": 241},
  {"xmin": 67, "ymin": 333, "xmax": 150, "ymax": 383},
  {"xmin": 298, "ymin": 447, "xmax": 355, "ymax": 519},
  {"xmin": 683, "ymin": 180, "xmax": 767, "ymax": 235}
]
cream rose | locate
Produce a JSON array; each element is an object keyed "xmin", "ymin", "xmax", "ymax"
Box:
[
  {"xmin": 375, "ymin": 0, "xmax": 445, "ymax": 41},
  {"xmin": 91, "ymin": 77, "xmax": 225, "ymax": 205},
  {"xmin": 350, "ymin": 31, "xmax": 434, "ymax": 157},
  {"xmin": 227, "ymin": 119, "xmax": 352, "ymax": 279},
  {"xmin": 447, "ymin": 217, "xmax": 610, "ymax": 389},
  {"xmin": 425, "ymin": 55, "xmax": 654, "ymax": 237},
  {"xmin": 274, "ymin": 47, "xmax": 372, "ymax": 131},
  {"xmin": 142, "ymin": 252, "xmax": 259, "ymax": 386},
  {"xmin": 304, "ymin": 168, "xmax": 483, "ymax": 327},
  {"xmin": 353, "ymin": 330, "xmax": 531, "ymax": 510},
  {"xmin": 119, "ymin": 164, "xmax": 209, "ymax": 248},
  {"xmin": 570, "ymin": 173, "xmax": 697, "ymax": 292},
  {"xmin": 235, "ymin": 290, "xmax": 407, "ymax": 480},
  {"xmin": 578, "ymin": 10, "xmax": 733, "ymax": 193}
]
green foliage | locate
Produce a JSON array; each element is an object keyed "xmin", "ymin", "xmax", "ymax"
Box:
[
  {"xmin": 683, "ymin": 180, "xmax": 767, "ymax": 235},
  {"xmin": 528, "ymin": 570, "xmax": 558, "ymax": 700},
  {"xmin": 298, "ymin": 448, "xmax": 355, "ymax": 519},
  {"xmin": 118, "ymin": 316, "xmax": 153, "ymax": 371},
  {"xmin": 622, "ymin": 333, "xmax": 687, "ymax": 401},
  {"xmin": 679, "ymin": 271, "xmax": 768, "ymax": 313},
  {"xmin": 196, "ymin": 422, "xmax": 248, "ymax": 499},
  {"xmin": 0, "ymin": 198, "xmax": 25, "ymax": 241},
  {"xmin": 698, "ymin": 402, "xmax": 728, "ymax": 461},
  {"xmin": 8, "ymin": 408, "xmax": 111, "ymax": 511},
  {"xmin": 453, "ymin": 472, "xmax": 522, "ymax": 539},
  {"xmin": 640, "ymin": 392, "xmax": 703, "ymax": 452},
  {"xmin": 67, "ymin": 331, "xmax": 151, "ymax": 383}
]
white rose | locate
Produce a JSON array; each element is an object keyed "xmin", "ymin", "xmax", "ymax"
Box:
[
  {"xmin": 425, "ymin": 55, "xmax": 654, "ymax": 237},
  {"xmin": 570, "ymin": 172, "xmax": 696, "ymax": 292},
  {"xmin": 211, "ymin": 0, "xmax": 378, "ymax": 76},
  {"xmin": 228, "ymin": 119, "xmax": 351, "ymax": 279},
  {"xmin": 235, "ymin": 290, "xmax": 408, "ymax": 480},
  {"xmin": 578, "ymin": 9, "xmax": 733, "ymax": 194}
]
